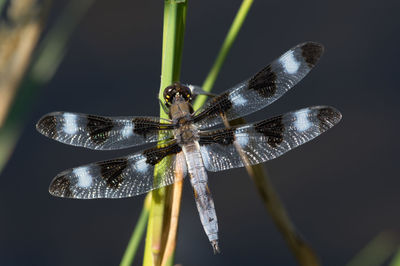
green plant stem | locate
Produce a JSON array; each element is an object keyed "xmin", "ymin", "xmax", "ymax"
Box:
[
  {"xmin": 247, "ymin": 164, "xmax": 320, "ymax": 266},
  {"xmin": 193, "ymin": 0, "xmax": 253, "ymax": 110},
  {"xmin": 142, "ymin": 1, "xmax": 187, "ymax": 266},
  {"xmin": 158, "ymin": 1, "xmax": 186, "ymax": 105},
  {"xmin": 120, "ymin": 194, "xmax": 152, "ymax": 266}
]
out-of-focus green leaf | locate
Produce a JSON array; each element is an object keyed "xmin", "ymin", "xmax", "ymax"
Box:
[
  {"xmin": 0, "ymin": 0, "xmax": 95, "ymax": 174},
  {"xmin": 390, "ymin": 248, "xmax": 400, "ymax": 266},
  {"xmin": 0, "ymin": 0, "xmax": 6, "ymax": 12},
  {"xmin": 347, "ymin": 231, "xmax": 399, "ymax": 266}
]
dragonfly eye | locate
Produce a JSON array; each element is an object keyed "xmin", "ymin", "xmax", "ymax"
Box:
[{"xmin": 163, "ymin": 82, "xmax": 192, "ymax": 105}]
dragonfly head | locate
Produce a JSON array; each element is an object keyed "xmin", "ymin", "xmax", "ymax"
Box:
[{"xmin": 163, "ymin": 82, "xmax": 193, "ymax": 107}]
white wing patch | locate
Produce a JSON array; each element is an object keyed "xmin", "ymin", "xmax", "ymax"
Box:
[
  {"xmin": 294, "ymin": 109, "xmax": 311, "ymax": 132},
  {"xmin": 135, "ymin": 157, "xmax": 149, "ymax": 174},
  {"xmin": 121, "ymin": 124, "xmax": 134, "ymax": 138},
  {"xmin": 62, "ymin": 113, "xmax": 79, "ymax": 135},
  {"xmin": 230, "ymin": 94, "xmax": 248, "ymax": 107},
  {"xmin": 235, "ymin": 132, "xmax": 250, "ymax": 147},
  {"xmin": 279, "ymin": 52, "xmax": 300, "ymax": 74},
  {"xmin": 73, "ymin": 166, "xmax": 93, "ymax": 188}
]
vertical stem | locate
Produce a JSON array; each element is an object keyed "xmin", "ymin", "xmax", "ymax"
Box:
[
  {"xmin": 143, "ymin": 1, "xmax": 187, "ymax": 266},
  {"xmin": 120, "ymin": 194, "xmax": 152, "ymax": 266}
]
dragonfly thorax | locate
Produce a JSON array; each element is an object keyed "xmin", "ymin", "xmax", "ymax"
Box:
[
  {"xmin": 172, "ymin": 113, "xmax": 199, "ymax": 145},
  {"xmin": 167, "ymin": 86, "xmax": 198, "ymax": 145},
  {"xmin": 174, "ymin": 123, "xmax": 199, "ymax": 145}
]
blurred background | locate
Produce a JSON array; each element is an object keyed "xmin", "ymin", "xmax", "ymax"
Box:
[{"xmin": 1, "ymin": 0, "xmax": 399, "ymax": 265}]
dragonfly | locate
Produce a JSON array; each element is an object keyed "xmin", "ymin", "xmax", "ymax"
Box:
[{"xmin": 36, "ymin": 42, "xmax": 341, "ymax": 254}]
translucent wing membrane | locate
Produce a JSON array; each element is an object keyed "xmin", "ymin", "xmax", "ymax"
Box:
[
  {"xmin": 199, "ymin": 106, "xmax": 341, "ymax": 172},
  {"xmin": 49, "ymin": 142, "xmax": 187, "ymax": 199},
  {"xmin": 36, "ymin": 112, "xmax": 174, "ymax": 150},
  {"xmin": 193, "ymin": 42, "xmax": 324, "ymax": 129}
]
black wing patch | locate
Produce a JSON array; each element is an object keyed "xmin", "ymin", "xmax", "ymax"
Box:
[
  {"xmin": 193, "ymin": 42, "xmax": 324, "ymax": 129},
  {"xmin": 254, "ymin": 116, "xmax": 285, "ymax": 148},
  {"xmin": 248, "ymin": 65, "xmax": 277, "ymax": 98},
  {"xmin": 99, "ymin": 159, "xmax": 128, "ymax": 189},
  {"xmin": 143, "ymin": 144, "xmax": 182, "ymax": 165},
  {"xmin": 198, "ymin": 106, "xmax": 341, "ymax": 172},
  {"xmin": 192, "ymin": 92, "xmax": 233, "ymax": 124},
  {"xmin": 36, "ymin": 112, "xmax": 175, "ymax": 150},
  {"xmin": 199, "ymin": 128, "xmax": 235, "ymax": 146},
  {"xmin": 86, "ymin": 115, "xmax": 114, "ymax": 144}
]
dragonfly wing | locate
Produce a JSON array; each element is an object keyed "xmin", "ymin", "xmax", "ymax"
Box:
[
  {"xmin": 49, "ymin": 142, "xmax": 187, "ymax": 198},
  {"xmin": 36, "ymin": 112, "xmax": 174, "ymax": 150},
  {"xmin": 193, "ymin": 42, "xmax": 324, "ymax": 129},
  {"xmin": 199, "ymin": 106, "xmax": 341, "ymax": 172}
]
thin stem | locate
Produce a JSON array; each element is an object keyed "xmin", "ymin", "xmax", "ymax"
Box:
[
  {"xmin": 249, "ymin": 165, "xmax": 320, "ymax": 265},
  {"xmin": 120, "ymin": 194, "xmax": 152, "ymax": 266},
  {"xmin": 193, "ymin": 0, "xmax": 253, "ymax": 110},
  {"xmin": 157, "ymin": 1, "xmax": 186, "ymax": 118},
  {"xmin": 160, "ymin": 172, "xmax": 184, "ymax": 265}
]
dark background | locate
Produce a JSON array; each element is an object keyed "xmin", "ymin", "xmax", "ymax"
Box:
[{"xmin": 1, "ymin": 0, "xmax": 400, "ymax": 265}]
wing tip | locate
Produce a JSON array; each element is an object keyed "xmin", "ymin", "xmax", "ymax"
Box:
[
  {"xmin": 299, "ymin": 41, "xmax": 324, "ymax": 67},
  {"xmin": 36, "ymin": 113, "xmax": 58, "ymax": 137},
  {"xmin": 315, "ymin": 105, "xmax": 342, "ymax": 129},
  {"xmin": 49, "ymin": 174, "xmax": 73, "ymax": 198}
]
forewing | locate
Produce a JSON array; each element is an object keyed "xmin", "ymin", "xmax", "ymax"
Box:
[
  {"xmin": 199, "ymin": 106, "xmax": 341, "ymax": 172},
  {"xmin": 49, "ymin": 142, "xmax": 187, "ymax": 198},
  {"xmin": 36, "ymin": 112, "xmax": 174, "ymax": 150},
  {"xmin": 193, "ymin": 42, "xmax": 324, "ymax": 129}
]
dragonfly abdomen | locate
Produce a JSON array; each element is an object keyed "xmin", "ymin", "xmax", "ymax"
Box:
[{"xmin": 182, "ymin": 142, "xmax": 220, "ymax": 254}]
